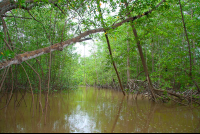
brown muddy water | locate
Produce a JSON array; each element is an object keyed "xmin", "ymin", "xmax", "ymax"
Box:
[{"xmin": 0, "ymin": 86, "xmax": 200, "ymax": 133}]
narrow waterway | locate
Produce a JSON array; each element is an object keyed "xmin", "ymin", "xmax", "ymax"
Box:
[{"xmin": 0, "ymin": 86, "xmax": 199, "ymax": 133}]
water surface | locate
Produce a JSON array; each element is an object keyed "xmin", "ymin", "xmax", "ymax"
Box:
[{"xmin": 0, "ymin": 86, "xmax": 199, "ymax": 133}]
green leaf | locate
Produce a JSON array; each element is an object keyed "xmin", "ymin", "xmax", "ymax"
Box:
[
  {"xmin": 0, "ymin": 55, "xmax": 3, "ymax": 61},
  {"xmin": 0, "ymin": 32, "xmax": 3, "ymax": 41}
]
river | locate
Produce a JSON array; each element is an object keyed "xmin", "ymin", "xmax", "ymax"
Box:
[{"xmin": 0, "ymin": 86, "xmax": 199, "ymax": 133}]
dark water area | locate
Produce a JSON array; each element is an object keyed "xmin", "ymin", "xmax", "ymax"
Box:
[{"xmin": 0, "ymin": 86, "xmax": 200, "ymax": 133}]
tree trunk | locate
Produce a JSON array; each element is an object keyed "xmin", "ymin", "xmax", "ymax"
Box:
[
  {"xmin": 151, "ymin": 41, "xmax": 154, "ymax": 73},
  {"xmin": 179, "ymin": 0, "xmax": 199, "ymax": 92},
  {"xmin": 130, "ymin": 23, "xmax": 156, "ymax": 101},
  {"xmin": 0, "ymin": 0, "xmax": 166, "ymax": 70},
  {"xmin": 191, "ymin": 9, "xmax": 195, "ymax": 66},
  {"xmin": 179, "ymin": 0, "xmax": 192, "ymax": 77},
  {"xmin": 127, "ymin": 26, "xmax": 130, "ymax": 82},
  {"xmin": 104, "ymin": 34, "xmax": 125, "ymax": 96},
  {"xmin": 97, "ymin": 0, "xmax": 125, "ymax": 95},
  {"xmin": 124, "ymin": 0, "xmax": 156, "ymax": 101}
]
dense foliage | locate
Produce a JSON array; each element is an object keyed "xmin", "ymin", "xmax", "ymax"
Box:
[
  {"xmin": 0, "ymin": 0, "xmax": 200, "ymax": 97},
  {"xmin": 73, "ymin": 0, "xmax": 200, "ymax": 94}
]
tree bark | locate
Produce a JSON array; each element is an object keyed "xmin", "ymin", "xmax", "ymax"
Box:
[
  {"xmin": 124, "ymin": 0, "xmax": 157, "ymax": 101},
  {"xmin": 151, "ymin": 41, "xmax": 154, "ymax": 73},
  {"xmin": 191, "ymin": 9, "xmax": 195, "ymax": 66},
  {"xmin": 105, "ymin": 34, "xmax": 125, "ymax": 96},
  {"xmin": 179, "ymin": 0, "xmax": 199, "ymax": 92},
  {"xmin": 179, "ymin": 0, "xmax": 192, "ymax": 77},
  {"xmin": 96, "ymin": 0, "xmax": 125, "ymax": 95},
  {"xmin": 127, "ymin": 26, "xmax": 130, "ymax": 82},
  {"xmin": 0, "ymin": 0, "xmax": 166, "ymax": 71},
  {"xmin": 130, "ymin": 24, "xmax": 156, "ymax": 101}
]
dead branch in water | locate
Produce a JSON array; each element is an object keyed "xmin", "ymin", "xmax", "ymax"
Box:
[{"xmin": 126, "ymin": 79, "xmax": 200, "ymax": 106}]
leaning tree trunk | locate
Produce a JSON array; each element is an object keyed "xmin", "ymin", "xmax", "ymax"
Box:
[
  {"xmin": 130, "ymin": 24, "xmax": 156, "ymax": 101},
  {"xmin": 124, "ymin": 0, "xmax": 157, "ymax": 101},
  {"xmin": 179, "ymin": 0, "xmax": 192, "ymax": 77},
  {"xmin": 179, "ymin": 0, "xmax": 200, "ymax": 92},
  {"xmin": 97, "ymin": 0, "xmax": 125, "ymax": 95}
]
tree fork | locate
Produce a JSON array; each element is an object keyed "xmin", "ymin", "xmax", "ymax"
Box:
[{"xmin": 0, "ymin": 0, "xmax": 166, "ymax": 71}]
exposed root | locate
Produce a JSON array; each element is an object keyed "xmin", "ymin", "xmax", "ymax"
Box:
[{"xmin": 127, "ymin": 79, "xmax": 200, "ymax": 106}]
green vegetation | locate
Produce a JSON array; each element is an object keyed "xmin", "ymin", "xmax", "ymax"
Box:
[{"xmin": 0, "ymin": 0, "xmax": 200, "ymax": 105}]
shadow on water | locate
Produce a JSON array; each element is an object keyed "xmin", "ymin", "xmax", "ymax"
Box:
[{"xmin": 0, "ymin": 86, "xmax": 200, "ymax": 133}]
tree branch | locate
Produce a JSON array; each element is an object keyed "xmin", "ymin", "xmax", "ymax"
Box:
[
  {"xmin": 1, "ymin": 15, "xmax": 32, "ymax": 19},
  {"xmin": 0, "ymin": 0, "xmax": 166, "ymax": 70},
  {"xmin": 0, "ymin": 0, "xmax": 57, "ymax": 15}
]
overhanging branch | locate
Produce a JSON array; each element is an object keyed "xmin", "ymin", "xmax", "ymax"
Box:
[
  {"xmin": 1, "ymin": 15, "xmax": 32, "ymax": 19},
  {"xmin": 0, "ymin": 0, "xmax": 166, "ymax": 70}
]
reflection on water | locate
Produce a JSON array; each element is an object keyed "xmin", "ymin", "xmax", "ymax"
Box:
[
  {"xmin": 67, "ymin": 105, "xmax": 99, "ymax": 133},
  {"xmin": 0, "ymin": 86, "xmax": 200, "ymax": 133}
]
